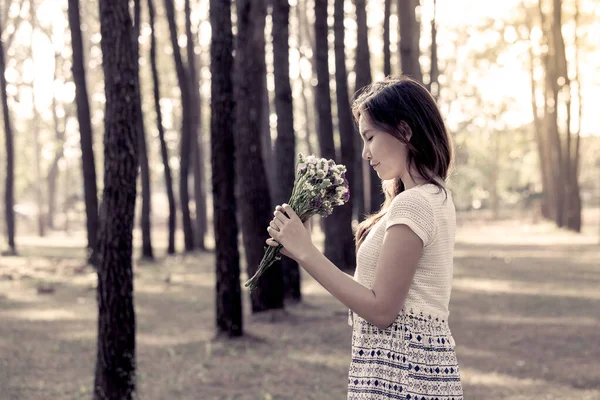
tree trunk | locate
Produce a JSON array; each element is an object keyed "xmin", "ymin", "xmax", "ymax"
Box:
[
  {"xmin": 272, "ymin": 0, "xmax": 301, "ymax": 302},
  {"xmin": 133, "ymin": 0, "xmax": 154, "ymax": 260},
  {"xmin": 29, "ymin": 9, "xmax": 46, "ymax": 237},
  {"xmin": 68, "ymin": 0, "xmax": 99, "ymax": 265},
  {"xmin": 184, "ymin": 0, "xmax": 206, "ymax": 251},
  {"xmin": 428, "ymin": 0, "xmax": 439, "ymax": 99},
  {"xmin": 0, "ymin": 16, "xmax": 16, "ymax": 255},
  {"xmin": 47, "ymin": 50, "xmax": 67, "ymax": 231},
  {"xmin": 295, "ymin": 0, "xmax": 318, "ymax": 156},
  {"xmin": 333, "ymin": 0, "xmax": 356, "ymax": 271},
  {"xmin": 315, "ymin": 0, "xmax": 348, "ymax": 269},
  {"xmin": 398, "ymin": 0, "xmax": 422, "ymax": 82},
  {"xmin": 383, "ymin": 0, "xmax": 392, "ymax": 77},
  {"xmin": 524, "ymin": 12, "xmax": 551, "ymax": 219},
  {"xmin": 539, "ymin": 0, "xmax": 566, "ymax": 228},
  {"xmin": 261, "ymin": 67, "xmax": 275, "ymax": 204},
  {"xmin": 164, "ymin": 0, "xmax": 194, "ymax": 251},
  {"xmin": 354, "ymin": 0, "xmax": 374, "ymax": 219},
  {"xmin": 94, "ymin": 0, "xmax": 139, "ymax": 397},
  {"xmin": 210, "ymin": 0, "xmax": 243, "ymax": 337},
  {"xmin": 568, "ymin": 0, "xmax": 582, "ymax": 233},
  {"xmin": 148, "ymin": 0, "xmax": 176, "ymax": 254},
  {"xmin": 235, "ymin": 0, "xmax": 285, "ymax": 312}
]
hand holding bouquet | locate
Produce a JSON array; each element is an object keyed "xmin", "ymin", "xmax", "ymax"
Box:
[{"xmin": 244, "ymin": 153, "xmax": 350, "ymax": 292}]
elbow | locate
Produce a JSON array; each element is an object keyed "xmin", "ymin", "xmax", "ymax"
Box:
[{"xmin": 371, "ymin": 312, "xmax": 397, "ymax": 330}]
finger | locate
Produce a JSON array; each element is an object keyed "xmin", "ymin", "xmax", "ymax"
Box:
[
  {"xmin": 265, "ymin": 238, "xmax": 279, "ymax": 247},
  {"xmin": 274, "ymin": 210, "xmax": 288, "ymax": 223},
  {"xmin": 267, "ymin": 226, "xmax": 280, "ymax": 240},
  {"xmin": 276, "ymin": 204, "xmax": 289, "ymax": 218},
  {"xmin": 282, "ymin": 204, "xmax": 298, "ymax": 222},
  {"xmin": 269, "ymin": 221, "xmax": 280, "ymax": 231}
]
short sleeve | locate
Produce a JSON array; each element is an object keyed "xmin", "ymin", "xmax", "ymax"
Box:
[{"xmin": 385, "ymin": 190, "xmax": 436, "ymax": 246}]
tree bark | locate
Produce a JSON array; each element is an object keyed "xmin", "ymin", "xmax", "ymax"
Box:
[
  {"xmin": 210, "ymin": 0, "xmax": 243, "ymax": 336},
  {"xmin": 272, "ymin": 0, "xmax": 301, "ymax": 302},
  {"xmin": 94, "ymin": 0, "xmax": 139, "ymax": 397},
  {"xmin": 148, "ymin": 0, "xmax": 176, "ymax": 254},
  {"xmin": 68, "ymin": 0, "xmax": 99, "ymax": 265},
  {"xmin": 313, "ymin": 0, "xmax": 352, "ymax": 269},
  {"xmin": 539, "ymin": 0, "xmax": 566, "ymax": 228},
  {"xmin": 524, "ymin": 8, "xmax": 551, "ymax": 219},
  {"xmin": 398, "ymin": 0, "xmax": 422, "ymax": 82},
  {"xmin": 133, "ymin": 0, "xmax": 154, "ymax": 260},
  {"xmin": 295, "ymin": 0, "xmax": 318, "ymax": 156},
  {"xmin": 261, "ymin": 65, "xmax": 275, "ymax": 203},
  {"xmin": 29, "ymin": 8, "xmax": 46, "ymax": 237},
  {"xmin": 334, "ymin": 0, "xmax": 356, "ymax": 271},
  {"xmin": 185, "ymin": 0, "xmax": 207, "ymax": 251},
  {"xmin": 383, "ymin": 0, "xmax": 392, "ymax": 77},
  {"xmin": 47, "ymin": 49, "xmax": 68, "ymax": 231},
  {"xmin": 428, "ymin": 0, "xmax": 439, "ymax": 100},
  {"xmin": 235, "ymin": 0, "xmax": 285, "ymax": 312},
  {"xmin": 568, "ymin": 0, "xmax": 582, "ymax": 232},
  {"xmin": 164, "ymin": 0, "xmax": 194, "ymax": 251},
  {"xmin": 0, "ymin": 15, "xmax": 16, "ymax": 254},
  {"xmin": 354, "ymin": 0, "xmax": 374, "ymax": 219},
  {"xmin": 211, "ymin": 0, "xmax": 243, "ymax": 336}
]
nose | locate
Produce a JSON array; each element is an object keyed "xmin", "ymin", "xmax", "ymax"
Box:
[{"xmin": 362, "ymin": 144, "xmax": 370, "ymax": 161}]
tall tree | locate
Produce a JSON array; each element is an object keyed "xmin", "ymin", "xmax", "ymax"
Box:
[
  {"xmin": 164, "ymin": 0, "xmax": 195, "ymax": 251},
  {"xmin": 210, "ymin": 0, "xmax": 243, "ymax": 336},
  {"xmin": 354, "ymin": 0, "xmax": 378, "ymax": 218},
  {"xmin": 333, "ymin": 0, "xmax": 356, "ymax": 270},
  {"xmin": 568, "ymin": 0, "xmax": 582, "ymax": 232},
  {"xmin": 68, "ymin": 0, "xmax": 99, "ymax": 265},
  {"xmin": 535, "ymin": 0, "xmax": 582, "ymax": 231},
  {"xmin": 427, "ymin": 0, "xmax": 439, "ymax": 100},
  {"xmin": 295, "ymin": 0, "xmax": 318, "ymax": 156},
  {"xmin": 0, "ymin": 15, "xmax": 16, "ymax": 255},
  {"xmin": 148, "ymin": 0, "xmax": 176, "ymax": 254},
  {"xmin": 47, "ymin": 47, "xmax": 68, "ymax": 231},
  {"xmin": 272, "ymin": 0, "xmax": 300, "ymax": 302},
  {"xmin": 235, "ymin": 0, "xmax": 285, "ymax": 312},
  {"xmin": 315, "ymin": 0, "xmax": 350, "ymax": 270},
  {"xmin": 29, "ymin": 5, "xmax": 45, "ymax": 237},
  {"xmin": 398, "ymin": 0, "xmax": 422, "ymax": 81},
  {"xmin": 185, "ymin": 0, "xmax": 207, "ymax": 251},
  {"xmin": 383, "ymin": 0, "xmax": 392, "ymax": 77},
  {"xmin": 94, "ymin": 0, "xmax": 140, "ymax": 396},
  {"xmin": 133, "ymin": 0, "xmax": 154, "ymax": 259}
]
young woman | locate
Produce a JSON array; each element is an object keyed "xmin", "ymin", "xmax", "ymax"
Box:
[{"xmin": 266, "ymin": 77, "xmax": 463, "ymax": 399}]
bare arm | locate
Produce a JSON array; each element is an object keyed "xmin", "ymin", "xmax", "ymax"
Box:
[{"xmin": 298, "ymin": 224, "xmax": 422, "ymax": 329}]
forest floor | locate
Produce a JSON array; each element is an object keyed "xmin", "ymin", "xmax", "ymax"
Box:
[{"xmin": 1, "ymin": 208, "xmax": 599, "ymax": 400}]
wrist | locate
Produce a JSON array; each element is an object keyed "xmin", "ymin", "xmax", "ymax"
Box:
[{"xmin": 297, "ymin": 244, "xmax": 319, "ymax": 266}]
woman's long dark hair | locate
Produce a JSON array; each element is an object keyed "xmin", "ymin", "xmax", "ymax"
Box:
[{"xmin": 353, "ymin": 76, "xmax": 454, "ymax": 251}]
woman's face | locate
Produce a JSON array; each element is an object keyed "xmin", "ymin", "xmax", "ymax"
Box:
[{"xmin": 359, "ymin": 114, "xmax": 409, "ymax": 181}]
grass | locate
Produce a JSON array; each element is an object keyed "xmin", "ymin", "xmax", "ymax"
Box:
[{"xmin": 1, "ymin": 208, "xmax": 599, "ymax": 399}]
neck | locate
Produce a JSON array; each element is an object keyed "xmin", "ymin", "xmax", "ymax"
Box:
[{"xmin": 400, "ymin": 168, "xmax": 430, "ymax": 190}]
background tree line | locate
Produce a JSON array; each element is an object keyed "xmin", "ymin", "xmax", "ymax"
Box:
[{"xmin": 0, "ymin": 0, "xmax": 598, "ymax": 397}]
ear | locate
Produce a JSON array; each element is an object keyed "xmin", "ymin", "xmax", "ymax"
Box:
[{"xmin": 398, "ymin": 121, "xmax": 412, "ymax": 142}]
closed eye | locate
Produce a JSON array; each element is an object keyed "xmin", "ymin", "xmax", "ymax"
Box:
[{"xmin": 367, "ymin": 137, "xmax": 373, "ymax": 142}]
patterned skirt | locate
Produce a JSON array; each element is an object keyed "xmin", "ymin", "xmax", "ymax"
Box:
[{"xmin": 348, "ymin": 310, "xmax": 463, "ymax": 400}]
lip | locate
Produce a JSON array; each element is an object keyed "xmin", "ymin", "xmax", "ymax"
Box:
[{"xmin": 371, "ymin": 162, "xmax": 380, "ymax": 168}]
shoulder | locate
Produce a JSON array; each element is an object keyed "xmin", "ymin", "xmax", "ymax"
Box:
[
  {"xmin": 386, "ymin": 186, "xmax": 437, "ymax": 246},
  {"xmin": 389, "ymin": 186, "xmax": 436, "ymax": 213}
]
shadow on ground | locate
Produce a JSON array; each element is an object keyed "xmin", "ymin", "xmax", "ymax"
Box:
[{"xmin": 1, "ymin": 217, "xmax": 599, "ymax": 399}]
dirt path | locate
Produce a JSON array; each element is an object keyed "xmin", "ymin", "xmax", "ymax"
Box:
[{"xmin": 1, "ymin": 212, "xmax": 599, "ymax": 399}]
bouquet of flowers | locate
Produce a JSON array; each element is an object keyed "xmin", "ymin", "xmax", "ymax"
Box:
[{"xmin": 244, "ymin": 153, "xmax": 350, "ymax": 292}]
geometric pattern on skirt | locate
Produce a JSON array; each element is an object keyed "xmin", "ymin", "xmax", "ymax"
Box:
[{"xmin": 348, "ymin": 310, "xmax": 463, "ymax": 400}]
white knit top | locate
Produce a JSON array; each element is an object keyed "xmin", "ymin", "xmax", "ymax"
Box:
[{"xmin": 349, "ymin": 183, "xmax": 456, "ymax": 326}]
